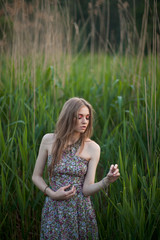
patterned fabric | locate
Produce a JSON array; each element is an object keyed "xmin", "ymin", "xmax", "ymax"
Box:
[{"xmin": 40, "ymin": 139, "xmax": 99, "ymax": 240}]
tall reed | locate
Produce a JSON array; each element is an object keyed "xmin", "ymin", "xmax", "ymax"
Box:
[{"xmin": 0, "ymin": 0, "xmax": 160, "ymax": 239}]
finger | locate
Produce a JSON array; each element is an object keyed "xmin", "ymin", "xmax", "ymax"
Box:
[
  {"xmin": 65, "ymin": 187, "xmax": 76, "ymax": 195},
  {"xmin": 113, "ymin": 173, "xmax": 120, "ymax": 179},
  {"xmin": 71, "ymin": 186, "xmax": 76, "ymax": 191},
  {"xmin": 110, "ymin": 164, "xmax": 114, "ymax": 170},
  {"xmin": 63, "ymin": 184, "xmax": 71, "ymax": 190},
  {"xmin": 110, "ymin": 165, "xmax": 114, "ymax": 173},
  {"xmin": 113, "ymin": 172, "xmax": 120, "ymax": 177},
  {"xmin": 114, "ymin": 175, "xmax": 120, "ymax": 180},
  {"xmin": 114, "ymin": 164, "xmax": 118, "ymax": 168},
  {"xmin": 68, "ymin": 187, "xmax": 76, "ymax": 195},
  {"xmin": 66, "ymin": 190, "xmax": 76, "ymax": 199},
  {"xmin": 112, "ymin": 165, "xmax": 118, "ymax": 172},
  {"xmin": 113, "ymin": 169, "xmax": 119, "ymax": 175},
  {"xmin": 112, "ymin": 165, "xmax": 116, "ymax": 172}
]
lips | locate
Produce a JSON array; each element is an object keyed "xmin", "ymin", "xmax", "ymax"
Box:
[{"xmin": 80, "ymin": 126, "xmax": 87, "ymax": 129}]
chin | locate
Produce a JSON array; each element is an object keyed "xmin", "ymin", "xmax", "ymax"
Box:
[
  {"xmin": 80, "ymin": 129, "xmax": 86, "ymax": 133},
  {"xmin": 75, "ymin": 128, "xmax": 87, "ymax": 133}
]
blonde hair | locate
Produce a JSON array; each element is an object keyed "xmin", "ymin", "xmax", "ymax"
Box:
[{"xmin": 48, "ymin": 97, "xmax": 94, "ymax": 175}]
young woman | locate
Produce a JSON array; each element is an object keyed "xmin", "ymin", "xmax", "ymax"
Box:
[{"xmin": 32, "ymin": 97, "xmax": 120, "ymax": 240}]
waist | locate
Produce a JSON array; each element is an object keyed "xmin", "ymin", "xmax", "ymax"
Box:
[{"xmin": 49, "ymin": 175, "xmax": 84, "ymax": 193}]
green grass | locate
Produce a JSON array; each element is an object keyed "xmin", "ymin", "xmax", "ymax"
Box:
[{"xmin": 0, "ymin": 53, "xmax": 160, "ymax": 240}]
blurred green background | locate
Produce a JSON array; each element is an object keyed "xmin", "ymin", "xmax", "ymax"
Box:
[{"xmin": 0, "ymin": 1, "xmax": 160, "ymax": 239}]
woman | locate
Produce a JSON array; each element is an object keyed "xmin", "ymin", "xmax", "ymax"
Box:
[{"xmin": 32, "ymin": 97, "xmax": 120, "ymax": 240}]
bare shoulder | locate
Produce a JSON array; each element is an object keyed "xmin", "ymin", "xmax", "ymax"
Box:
[
  {"xmin": 85, "ymin": 138, "xmax": 100, "ymax": 153},
  {"xmin": 83, "ymin": 138, "xmax": 100, "ymax": 163},
  {"xmin": 41, "ymin": 133, "xmax": 56, "ymax": 145}
]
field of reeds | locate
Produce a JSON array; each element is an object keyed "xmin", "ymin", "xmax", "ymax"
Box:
[{"xmin": 0, "ymin": 1, "xmax": 160, "ymax": 239}]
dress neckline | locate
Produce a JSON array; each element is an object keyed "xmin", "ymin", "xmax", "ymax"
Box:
[{"xmin": 63, "ymin": 138, "xmax": 82, "ymax": 154}]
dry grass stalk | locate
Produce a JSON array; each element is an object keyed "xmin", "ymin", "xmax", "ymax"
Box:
[
  {"xmin": 2, "ymin": 0, "xmax": 73, "ymax": 80},
  {"xmin": 133, "ymin": 0, "xmax": 149, "ymax": 87}
]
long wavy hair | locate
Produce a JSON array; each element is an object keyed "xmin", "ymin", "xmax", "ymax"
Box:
[{"xmin": 48, "ymin": 97, "xmax": 94, "ymax": 175}]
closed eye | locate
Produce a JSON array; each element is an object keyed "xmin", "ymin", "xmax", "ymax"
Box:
[{"xmin": 78, "ymin": 114, "xmax": 90, "ymax": 120}]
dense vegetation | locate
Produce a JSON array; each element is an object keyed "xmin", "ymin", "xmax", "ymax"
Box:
[
  {"xmin": 0, "ymin": 0, "xmax": 160, "ymax": 53},
  {"xmin": 0, "ymin": 53, "xmax": 160, "ymax": 239},
  {"xmin": 0, "ymin": 0, "xmax": 160, "ymax": 239}
]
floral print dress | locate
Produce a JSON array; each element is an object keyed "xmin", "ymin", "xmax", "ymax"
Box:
[{"xmin": 40, "ymin": 139, "xmax": 99, "ymax": 240}]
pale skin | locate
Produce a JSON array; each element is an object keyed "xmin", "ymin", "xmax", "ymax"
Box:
[{"xmin": 32, "ymin": 106, "xmax": 120, "ymax": 200}]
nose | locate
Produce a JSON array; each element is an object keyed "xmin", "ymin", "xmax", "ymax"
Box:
[{"xmin": 82, "ymin": 117, "xmax": 87, "ymax": 124}]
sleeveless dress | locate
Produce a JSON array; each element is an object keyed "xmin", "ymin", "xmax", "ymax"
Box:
[{"xmin": 40, "ymin": 139, "xmax": 99, "ymax": 240}]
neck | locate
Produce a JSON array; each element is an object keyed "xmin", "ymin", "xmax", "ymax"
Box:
[{"xmin": 68, "ymin": 132, "xmax": 81, "ymax": 145}]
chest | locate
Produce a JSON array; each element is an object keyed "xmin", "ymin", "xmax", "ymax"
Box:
[{"xmin": 48, "ymin": 154, "xmax": 88, "ymax": 177}]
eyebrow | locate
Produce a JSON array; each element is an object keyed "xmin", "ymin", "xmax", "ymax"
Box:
[{"xmin": 78, "ymin": 113, "xmax": 90, "ymax": 116}]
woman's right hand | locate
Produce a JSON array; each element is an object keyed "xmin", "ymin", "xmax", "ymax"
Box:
[{"xmin": 50, "ymin": 184, "xmax": 76, "ymax": 200}]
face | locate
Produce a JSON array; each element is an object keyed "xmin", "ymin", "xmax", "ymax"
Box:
[{"xmin": 74, "ymin": 106, "xmax": 90, "ymax": 133}]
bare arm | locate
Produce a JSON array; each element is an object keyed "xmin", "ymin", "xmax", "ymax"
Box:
[
  {"xmin": 32, "ymin": 134, "xmax": 50, "ymax": 193},
  {"xmin": 82, "ymin": 142, "xmax": 120, "ymax": 196},
  {"xmin": 32, "ymin": 134, "xmax": 76, "ymax": 200}
]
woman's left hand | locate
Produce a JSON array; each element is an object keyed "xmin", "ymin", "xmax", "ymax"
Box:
[{"xmin": 106, "ymin": 164, "xmax": 120, "ymax": 183}]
